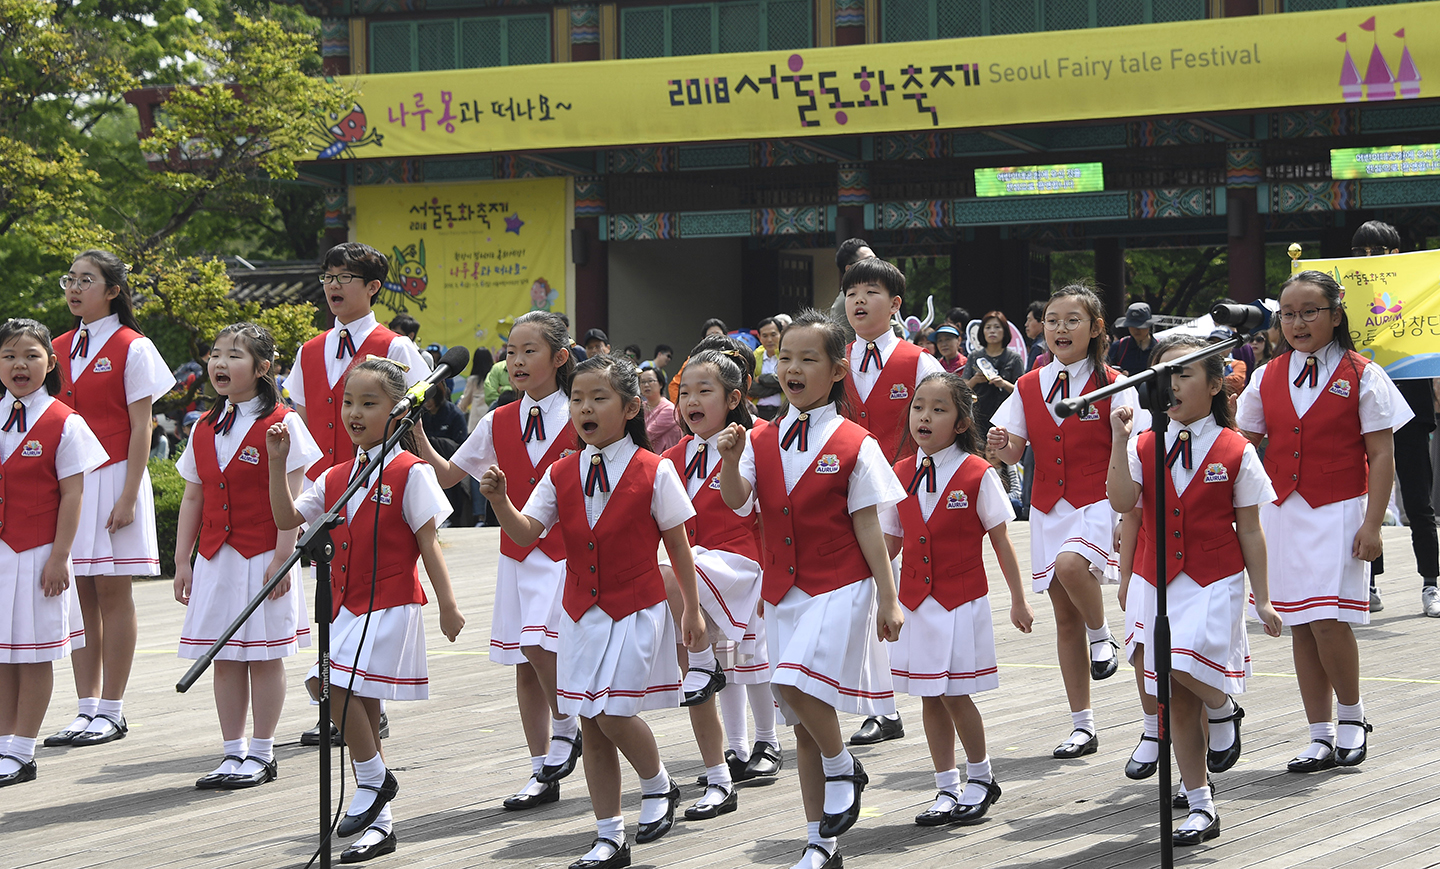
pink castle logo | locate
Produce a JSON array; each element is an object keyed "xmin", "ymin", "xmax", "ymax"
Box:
[{"xmin": 1338, "ymin": 17, "xmax": 1421, "ymax": 102}]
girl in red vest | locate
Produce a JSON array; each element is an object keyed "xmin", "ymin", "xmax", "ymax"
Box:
[
  {"xmin": 0, "ymin": 319, "xmax": 107, "ymax": 788},
  {"xmin": 173, "ymin": 323, "xmax": 321, "ymax": 791},
  {"xmin": 481, "ymin": 354, "xmax": 705, "ymax": 869},
  {"xmin": 1108, "ymin": 335, "xmax": 1282, "ymax": 846},
  {"xmin": 880, "ymin": 372, "xmax": 1033, "ymax": 828},
  {"xmin": 987, "ymin": 283, "xmax": 1138, "ymax": 760},
  {"xmin": 660, "ymin": 347, "xmax": 773, "ymax": 821},
  {"xmin": 416, "ymin": 310, "xmax": 584, "ymax": 811},
  {"xmin": 268, "ymin": 357, "xmax": 465, "ymax": 864},
  {"xmin": 716, "ymin": 309, "xmax": 905, "ymax": 869},
  {"xmin": 46, "ymin": 250, "xmax": 175, "ymax": 750},
  {"xmin": 1235, "ymin": 271, "xmax": 1412, "ymax": 774}
]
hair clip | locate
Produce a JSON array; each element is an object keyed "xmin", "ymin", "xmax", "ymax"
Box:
[{"xmin": 364, "ymin": 354, "xmax": 411, "ymax": 372}]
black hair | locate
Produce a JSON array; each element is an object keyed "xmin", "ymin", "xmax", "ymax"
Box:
[
  {"xmin": 346, "ymin": 356, "xmax": 418, "ymax": 452},
  {"xmin": 70, "ymin": 249, "xmax": 143, "ymax": 334},
  {"xmin": 980, "ymin": 310, "xmax": 1010, "ymax": 350},
  {"xmin": 388, "ymin": 313, "xmax": 420, "ymax": 338},
  {"xmin": 1026, "ymin": 300, "xmax": 1046, "ymax": 321},
  {"xmin": 558, "ymin": 313, "xmax": 570, "ymax": 327},
  {"xmin": 1277, "ymin": 269, "xmax": 1358, "ymax": 354},
  {"xmin": 677, "ymin": 349, "xmax": 754, "ymax": 435},
  {"xmin": 1045, "ymin": 281, "xmax": 1112, "ymax": 385},
  {"xmin": 322, "ymin": 242, "xmax": 389, "ymax": 292},
  {"xmin": 778, "ymin": 308, "xmax": 854, "ymax": 419},
  {"xmin": 0, "ymin": 318, "xmax": 63, "ymax": 395},
  {"xmin": 1149, "ymin": 334, "xmax": 1235, "ymax": 430},
  {"xmin": 701, "ymin": 317, "xmax": 728, "ymax": 336},
  {"xmin": 841, "ymin": 257, "xmax": 906, "ymax": 299},
  {"xmin": 835, "ymin": 237, "xmax": 872, "ymax": 269},
  {"xmin": 510, "ymin": 310, "xmax": 576, "ymax": 396},
  {"xmin": 653, "ymin": 343, "xmax": 673, "ymax": 356},
  {"xmin": 1351, "ymin": 219, "xmax": 1401, "ymax": 254},
  {"xmin": 947, "ymin": 306, "xmax": 971, "ymax": 325},
  {"xmin": 573, "ymin": 353, "xmax": 653, "ymax": 452},
  {"xmin": 203, "ymin": 322, "xmax": 281, "ymax": 426},
  {"xmin": 896, "ymin": 372, "xmax": 981, "ymax": 458},
  {"xmin": 756, "ymin": 317, "xmax": 784, "ymax": 335},
  {"xmin": 470, "ymin": 346, "xmax": 494, "ymax": 379},
  {"xmin": 622, "ymin": 343, "xmax": 643, "ymax": 360}
]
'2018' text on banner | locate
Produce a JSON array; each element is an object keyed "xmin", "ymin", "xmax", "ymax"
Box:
[{"xmin": 310, "ymin": 2, "xmax": 1437, "ymax": 160}]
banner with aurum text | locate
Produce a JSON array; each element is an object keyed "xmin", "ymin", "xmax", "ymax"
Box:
[
  {"xmin": 352, "ymin": 178, "xmax": 567, "ymax": 354},
  {"xmin": 1293, "ymin": 249, "xmax": 1440, "ymax": 380}
]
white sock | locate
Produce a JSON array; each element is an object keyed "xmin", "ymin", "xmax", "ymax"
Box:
[
  {"xmin": 1086, "ymin": 624, "xmax": 1115, "ymax": 662},
  {"xmin": 1132, "ymin": 714, "xmax": 1160, "ymax": 763},
  {"xmin": 1181, "ymin": 786, "xmax": 1214, "ymax": 828},
  {"xmin": 1067, "ymin": 709, "xmax": 1096, "ymax": 742},
  {"xmin": 543, "ymin": 717, "xmax": 579, "ymax": 766},
  {"xmin": 638, "ymin": 767, "xmax": 673, "ymax": 824},
  {"xmin": 552, "ymin": 714, "xmax": 579, "ymax": 740},
  {"xmin": 682, "ymin": 647, "xmax": 720, "ymax": 693},
  {"xmin": 697, "ymin": 763, "xmax": 732, "ymax": 805},
  {"xmin": 748, "ymin": 683, "xmax": 779, "ymax": 747},
  {"xmin": 583, "ymin": 817, "xmax": 625, "ymax": 860},
  {"xmin": 350, "ymin": 804, "xmax": 392, "ymax": 847},
  {"xmin": 791, "ymin": 822, "xmax": 838, "ymax": 869},
  {"xmin": 720, "ymin": 679, "xmax": 750, "ymax": 757},
  {"xmin": 85, "ymin": 699, "xmax": 123, "ymax": 732},
  {"xmin": 347, "ymin": 754, "xmax": 387, "ymax": 817},
  {"xmin": 820, "ymin": 749, "xmax": 858, "ymax": 816},
  {"xmin": 1206, "ymin": 697, "xmax": 1238, "ymax": 752},
  {"xmin": 931, "ymin": 767, "xmax": 961, "ymax": 810},
  {"xmin": 234, "ymin": 738, "xmax": 274, "ymax": 776},
  {"xmin": 530, "ymin": 755, "xmax": 545, "ymax": 777},
  {"xmin": 8, "ymin": 735, "xmax": 35, "ymax": 762},
  {"xmin": 78, "ymin": 697, "xmax": 100, "ymax": 719},
  {"xmin": 961, "ymin": 757, "xmax": 993, "ymax": 804},
  {"xmin": 882, "ymin": 712, "xmax": 901, "ymax": 722},
  {"xmin": 213, "ymin": 739, "xmax": 247, "ymax": 775},
  {"xmin": 0, "ymin": 746, "xmax": 23, "ymax": 776},
  {"xmin": 1337, "ymin": 701, "xmax": 1367, "ymax": 749},
  {"xmin": 0, "ymin": 735, "xmax": 11, "ymax": 756},
  {"xmin": 1299, "ymin": 722, "xmax": 1337, "ymax": 760}
]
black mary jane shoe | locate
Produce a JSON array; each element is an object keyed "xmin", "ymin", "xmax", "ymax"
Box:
[
  {"xmin": 221, "ymin": 756, "xmax": 279, "ymax": 789},
  {"xmin": 1286, "ymin": 740, "xmax": 1337, "ymax": 774},
  {"xmin": 195, "ymin": 756, "xmax": 246, "ymax": 790},
  {"xmin": 1172, "ymin": 779, "xmax": 1219, "ymax": 810},
  {"xmin": 818, "ymin": 757, "xmax": 868, "ymax": 838},
  {"xmin": 300, "ymin": 721, "xmax": 343, "ymax": 747},
  {"xmin": 684, "ymin": 783, "xmax": 737, "ymax": 820},
  {"xmin": 68, "ymin": 714, "xmax": 127, "ymax": 747},
  {"xmin": 503, "ymin": 778, "xmax": 559, "ymax": 810},
  {"xmin": 744, "ymin": 741, "xmax": 783, "ymax": 779},
  {"xmin": 914, "ymin": 790, "xmax": 958, "ymax": 827},
  {"xmin": 680, "ymin": 662, "xmax": 726, "ymax": 707},
  {"xmin": 799, "ymin": 843, "xmax": 842, "ymax": 869},
  {"xmin": 1089, "ymin": 638, "xmax": 1120, "ymax": 681},
  {"xmin": 337, "ymin": 770, "xmax": 400, "ymax": 838},
  {"xmin": 0, "ymin": 756, "xmax": 38, "ymax": 787},
  {"xmin": 568, "ymin": 838, "xmax": 630, "ymax": 869},
  {"xmin": 43, "ymin": 715, "xmax": 92, "ymax": 747},
  {"xmin": 849, "ymin": 714, "xmax": 903, "ymax": 746},
  {"xmin": 634, "ymin": 785, "xmax": 680, "ymax": 844},
  {"xmin": 537, "ymin": 733, "xmax": 583, "ymax": 783},
  {"xmin": 949, "ymin": 779, "xmax": 1002, "ymax": 826},
  {"xmin": 1334, "ymin": 719, "xmax": 1373, "ymax": 767},
  {"xmin": 1053, "ymin": 729, "xmax": 1099, "ymax": 759},
  {"xmin": 340, "ymin": 828, "xmax": 398, "ymax": 864},
  {"xmin": 1205, "ymin": 701, "xmax": 1245, "ymax": 773},
  {"xmin": 1172, "ymin": 808, "xmax": 1220, "ymax": 846},
  {"xmin": 1125, "ymin": 736, "xmax": 1159, "ymax": 780}
]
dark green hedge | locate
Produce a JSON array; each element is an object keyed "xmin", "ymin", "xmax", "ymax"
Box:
[{"xmin": 149, "ymin": 457, "xmax": 185, "ymax": 577}]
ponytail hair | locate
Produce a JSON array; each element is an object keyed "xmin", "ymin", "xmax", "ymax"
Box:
[
  {"xmin": 573, "ymin": 354, "xmax": 652, "ymax": 452},
  {"xmin": 203, "ymin": 322, "xmax": 281, "ymax": 427},
  {"xmin": 679, "ymin": 349, "xmax": 753, "ymax": 435},
  {"xmin": 71, "ymin": 249, "xmax": 143, "ymax": 335},
  {"xmin": 1149, "ymin": 334, "xmax": 1235, "ymax": 430}
]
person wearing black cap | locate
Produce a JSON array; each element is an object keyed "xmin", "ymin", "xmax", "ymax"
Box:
[
  {"xmin": 1107, "ymin": 302, "xmax": 1156, "ymax": 376},
  {"xmin": 582, "ymin": 328, "xmax": 610, "ymax": 357}
]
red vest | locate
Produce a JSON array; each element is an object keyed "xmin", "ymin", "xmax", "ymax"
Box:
[
  {"xmin": 1134, "ymin": 427, "xmax": 1248, "ymax": 588},
  {"xmin": 54, "ymin": 326, "xmax": 142, "ymax": 468},
  {"xmin": 299, "ymin": 325, "xmax": 401, "ymax": 480},
  {"xmin": 193, "ymin": 406, "xmax": 290, "ymax": 560},
  {"xmin": 324, "ymin": 452, "xmax": 429, "ymax": 619},
  {"xmin": 1019, "ymin": 366, "xmax": 1117, "ymax": 513},
  {"xmin": 843, "ymin": 339, "xmax": 924, "ymax": 462},
  {"xmin": 662, "ymin": 435, "xmax": 761, "ymax": 563},
  {"xmin": 492, "ymin": 400, "xmax": 578, "ymax": 563},
  {"xmin": 553, "ymin": 449, "xmax": 668, "ymax": 621},
  {"xmin": 1259, "ymin": 350, "xmax": 1370, "ymax": 507},
  {"xmin": 0, "ymin": 402, "xmax": 74, "ymax": 552},
  {"xmin": 752, "ymin": 418, "xmax": 873, "ymax": 604},
  {"xmin": 892, "ymin": 452, "xmax": 990, "ymax": 610}
]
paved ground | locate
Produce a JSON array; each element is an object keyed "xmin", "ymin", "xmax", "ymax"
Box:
[{"xmin": 4, "ymin": 524, "xmax": 1438, "ymax": 869}]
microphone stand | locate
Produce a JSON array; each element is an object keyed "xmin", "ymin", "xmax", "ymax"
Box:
[
  {"xmin": 1054, "ymin": 334, "xmax": 1242, "ymax": 869},
  {"xmin": 177, "ymin": 407, "xmax": 424, "ymax": 869}
]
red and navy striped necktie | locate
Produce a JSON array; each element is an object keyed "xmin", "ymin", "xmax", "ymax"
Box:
[
  {"xmin": 71, "ymin": 329, "xmax": 89, "ymax": 360},
  {"xmin": 585, "ymin": 454, "xmax": 610, "ymax": 496},
  {"xmin": 350, "ymin": 451, "xmax": 370, "ymax": 485},
  {"xmin": 336, "ymin": 328, "xmax": 357, "ymax": 360},
  {"xmin": 781, "ymin": 413, "xmax": 810, "ymax": 452},
  {"xmin": 522, "ymin": 405, "xmax": 546, "ymax": 443},
  {"xmin": 1293, "ymin": 355, "xmax": 1318, "ymax": 389},
  {"xmin": 907, "ymin": 456, "xmax": 936, "ymax": 495},
  {"xmin": 2, "ymin": 400, "xmax": 25, "ymax": 433},
  {"xmin": 1166, "ymin": 429, "xmax": 1192, "ymax": 471},
  {"xmin": 1046, "ymin": 370, "xmax": 1070, "ymax": 403},
  {"xmin": 685, "ymin": 442, "xmax": 707, "ymax": 480},
  {"xmin": 214, "ymin": 404, "xmax": 237, "ymax": 436},
  {"xmin": 860, "ymin": 341, "xmax": 882, "ymax": 374}
]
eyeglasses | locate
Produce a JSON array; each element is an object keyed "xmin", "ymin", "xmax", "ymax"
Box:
[
  {"xmin": 1042, "ymin": 316, "xmax": 1089, "ymax": 331},
  {"xmin": 318, "ymin": 273, "xmax": 361, "ymax": 285},
  {"xmin": 59, "ymin": 275, "xmax": 99, "ymax": 290},
  {"xmin": 1277, "ymin": 306, "xmax": 1333, "ymax": 324}
]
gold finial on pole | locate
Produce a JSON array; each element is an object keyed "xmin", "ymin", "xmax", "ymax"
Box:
[{"xmin": 1287, "ymin": 242, "xmax": 1302, "ymax": 261}]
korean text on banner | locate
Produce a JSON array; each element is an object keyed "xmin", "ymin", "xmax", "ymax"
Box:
[
  {"xmin": 1294, "ymin": 249, "xmax": 1440, "ymax": 380},
  {"xmin": 352, "ymin": 178, "xmax": 567, "ymax": 356}
]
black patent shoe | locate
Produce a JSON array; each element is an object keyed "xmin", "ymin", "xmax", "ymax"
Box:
[
  {"xmin": 1286, "ymin": 740, "xmax": 1337, "ymax": 773},
  {"xmin": 949, "ymin": 779, "xmax": 1001, "ymax": 826},
  {"xmin": 1053, "ymin": 729, "xmax": 1098, "ymax": 759},
  {"xmin": 1125, "ymin": 735, "xmax": 1159, "ymax": 780},
  {"xmin": 914, "ymin": 790, "xmax": 958, "ymax": 827},
  {"xmin": 683, "ymin": 784, "xmax": 737, "ymax": 820},
  {"xmin": 1089, "ymin": 638, "xmax": 1120, "ymax": 680},
  {"xmin": 849, "ymin": 714, "xmax": 904, "ymax": 745},
  {"xmin": 744, "ymin": 741, "xmax": 783, "ymax": 779},
  {"xmin": 221, "ymin": 756, "xmax": 278, "ymax": 789},
  {"xmin": 301, "ymin": 721, "xmax": 342, "ymax": 746},
  {"xmin": 43, "ymin": 715, "xmax": 92, "ymax": 747},
  {"xmin": 1172, "ymin": 809, "xmax": 1220, "ymax": 846},
  {"xmin": 537, "ymin": 732, "xmax": 583, "ymax": 783},
  {"xmin": 68, "ymin": 714, "xmax": 127, "ymax": 747},
  {"xmin": 818, "ymin": 757, "xmax": 868, "ymax": 838},
  {"xmin": 337, "ymin": 770, "xmax": 399, "ymax": 838},
  {"xmin": 0, "ymin": 756, "xmax": 37, "ymax": 787},
  {"xmin": 569, "ymin": 839, "xmax": 630, "ymax": 869},
  {"xmin": 635, "ymin": 785, "xmax": 680, "ymax": 843},
  {"xmin": 195, "ymin": 756, "xmax": 245, "ymax": 790},
  {"xmin": 1334, "ymin": 719, "xmax": 1373, "ymax": 767},
  {"xmin": 680, "ymin": 662, "xmax": 726, "ymax": 707},
  {"xmin": 340, "ymin": 828, "xmax": 397, "ymax": 863},
  {"xmin": 798, "ymin": 843, "xmax": 842, "ymax": 869},
  {"xmin": 503, "ymin": 778, "xmax": 559, "ymax": 810},
  {"xmin": 1206, "ymin": 701, "xmax": 1245, "ymax": 773}
]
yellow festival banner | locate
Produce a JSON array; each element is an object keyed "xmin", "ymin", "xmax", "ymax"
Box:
[
  {"xmin": 352, "ymin": 178, "xmax": 568, "ymax": 353},
  {"xmin": 1294, "ymin": 249, "xmax": 1440, "ymax": 380},
  {"xmin": 311, "ymin": 3, "xmax": 1438, "ymax": 160}
]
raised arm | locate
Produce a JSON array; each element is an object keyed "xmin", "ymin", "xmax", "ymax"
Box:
[
  {"xmin": 266, "ymin": 423, "xmax": 307, "ymax": 531},
  {"xmin": 477, "ymin": 465, "xmax": 546, "ymax": 547},
  {"xmin": 1106, "ymin": 405, "xmax": 1139, "ymax": 512},
  {"xmin": 716, "ymin": 422, "xmax": 753, "ymax": 509}
]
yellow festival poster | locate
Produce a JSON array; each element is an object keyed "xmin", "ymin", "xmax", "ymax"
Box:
[
  {"xmin": 1294, "ymin": 249, "xmax": 1440, "ymax": 379},
  {"xmin": 310, "ymin": 2, "xmax": 1439, "ymax": 159},
  {"xmin": 352, "ymin": 178, "xmax": 568, "ymax": 353}
]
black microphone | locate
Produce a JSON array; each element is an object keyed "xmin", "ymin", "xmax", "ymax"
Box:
[
  {"xmin": 1210, "ymin": 302, "xmax": 1270, "ymax": 334},
  {"xmin": 389, "ymin": 344, "xmax": 470, "ymax": 418}
]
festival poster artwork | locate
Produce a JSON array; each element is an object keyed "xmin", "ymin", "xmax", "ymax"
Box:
[
  {"xmin": 352, "ymin": 178, "xmax": 567, "ymax": 353},
  {"xmin": 1294, "ymin": 248, "xmax": 1440, "ymax": 380},
  {"xmin": 307, "ymin": 3, "xmax": 1436, "ymax": 160}
]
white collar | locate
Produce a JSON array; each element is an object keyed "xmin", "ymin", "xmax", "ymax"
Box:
[
  {"xmin": 1049, "ymin": 354, "xmax": 1093, "ymax": 383},
  {"xmin": 223, "ymin": 395, "xmax": 267, "ymax": 417},
  {"xmin": 914, "ymin": 441, "xmax": 961, "ymax": 468},
  {"xmin": 1293, "ymin": 341, "xmax": 1342, "ymax": 369},
  {"xmin": 780, "ymin": 402, "xmax": 837, "ymax": 429},
  {"xmin": 521, "ymin": 388, "xmax": 566, "ymax": 414},
  {"xmin": 336, "ymin": 312, "xmax": 378, "ymax": 335},
  {"xmin": 3, "ymin": 388, "xmax": 54, "ymax": 414},
  {"xmin": 583, "ymin": 434, "xmax": 636, "ymax": 464},
  {"xmin": 1169, "ymin": 413, "xmax": 1217, "ymax": 442},
  {"xmin": 854, "ymin": 328, "xmax": 898, "ymax": 354},
  {"xmin": 77, "ymin": 313, "xmax": 120, "ymax": 336}
]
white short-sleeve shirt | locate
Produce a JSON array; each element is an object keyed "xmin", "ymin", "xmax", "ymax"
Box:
[
  {"xmin": 522, "ymin": 435, "xmax": 695, "ymax": 532},
  {"xmin": 285, "ymin": 312, "xmax": 430, "ymax": 408},
  {"xmin": 1122, "ymin": 414, "xmax": 1274, "ymax": 506},
  {"xmin": 294, "ymin": 445, "xmax": 451, "ymax": 534},
  {"xmin": 452, "ymin": 388, "xmax": 570, "ymax": 481},
  {"xmin": 66, "ymin": 313, "xmax": 176, "ymax": 405},
  {"xmin": 990, "ymin": 355, "xmax": 1144, "ymax": 441},
  {"xmin": 737, "ymin": 402, "xmax": 906, "ymax": 515},
  {"xmin": 1234, "ymin": 342, "xmax": 1414, "ymax": 436},
  {"xmin": 848, "ymin": 329, "xmax": 945, "ymax": 403},
  {"xmin": 0, "ymin": 391, "xmax": 107, "ymax": 476},
  {"xmin": 664, "ymin": 429, "xmax": 756, "ymax": 515},
  {"xmin": 880, "ymin": 443, "xmax": 1013, "ymax": 537}
]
